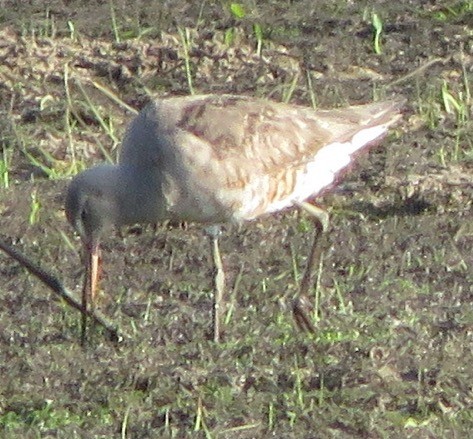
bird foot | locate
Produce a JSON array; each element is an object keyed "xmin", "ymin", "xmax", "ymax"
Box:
[{"xmin": 292, "ymin": 295, "xmax": 316, "ymax": 333}]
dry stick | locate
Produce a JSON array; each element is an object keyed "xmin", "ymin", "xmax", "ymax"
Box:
[
  {"xmin": 386, "ymin": 57, "xmax": 450, "ymax": 88},
  {"xmin": 0, "ymin": 239, "xmax": 121, "ymax": 342}
]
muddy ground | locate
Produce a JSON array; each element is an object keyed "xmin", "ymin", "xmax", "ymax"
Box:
[{"xmin": 0, "ymin": 0, "xmax": 472, "ymax": 437}]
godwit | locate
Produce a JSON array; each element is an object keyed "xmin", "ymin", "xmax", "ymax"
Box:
[{"xmin": 65, "ymin": 94, "xmax": 403, "ymax": 343}]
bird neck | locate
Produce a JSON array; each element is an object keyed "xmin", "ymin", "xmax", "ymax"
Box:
[{"xmin": 115, "ymin": 164, "xmax": 168, "ymax": 226}]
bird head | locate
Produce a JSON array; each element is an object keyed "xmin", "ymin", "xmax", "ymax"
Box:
[
  {"xmin": 65, "ymin": 165, "xmax": 120, "ymax": 251},
  {"xmin": 65, "ymin": 165, "xmax": 122, "ymax": 327}
]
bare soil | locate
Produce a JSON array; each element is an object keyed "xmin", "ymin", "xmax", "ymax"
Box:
[{"xmin": 0, "ymin": 1, "xmax": 472, "ymax": 437}]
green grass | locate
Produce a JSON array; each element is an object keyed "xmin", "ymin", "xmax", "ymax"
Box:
[
  {"xmin": 223, "ymin": 2, "xmax": 267, "ymax": 55},
  {"xmin": 0, "ymin": 1, "xmax": 472, "ymax": 437},
  {"xmin": 28, "ymin": 190, "xmax": 41, "ymax": 225},
  {"xmin": 371, "ymin": 11, "xmax": 383, "ymax": 54},
  {"xmin": 0, "ymin": 402, "xmax": 99, "ymax": 433},
  {"xmin": 178, "ymin": 27, "xmax": 196, "ymax": 95},
  {"xmin": 0, "ymin": 150, "xmax": 10, "ymax": 189},
  {"xmin": 429, "ymin": 0, "xmax": 473, "ymax": 21},
  {"xmin": 416, "ymin": 69, "xmax": 472, "ymax": 165}
]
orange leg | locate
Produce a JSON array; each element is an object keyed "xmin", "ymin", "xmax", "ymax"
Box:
[{"xmin": 81, "ymin": 244, "xmax": 101, "ymax": 345}]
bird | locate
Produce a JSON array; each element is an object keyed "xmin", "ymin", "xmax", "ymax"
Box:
[{"xmin": 65, "ymin": 94, "xmax": 403, "ymax": 343}]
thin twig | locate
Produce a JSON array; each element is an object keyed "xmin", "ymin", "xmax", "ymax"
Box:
[
  {"xmin": 386, "ymin": 57, "xmax": 450, "ymax": 88},
  {"xmin": 0, "ymin": 238, "xmax": 121, "ymax": 342}
]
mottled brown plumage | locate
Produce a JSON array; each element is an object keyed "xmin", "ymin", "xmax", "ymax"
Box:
[{"xmin": 65, "ymin": 94, "xmax": 403, "ymax": 342}]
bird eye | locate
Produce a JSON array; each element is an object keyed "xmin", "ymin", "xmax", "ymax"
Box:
[{"xmin": 80, "ymin": 204, "xmax": 89, "ymax": 223}]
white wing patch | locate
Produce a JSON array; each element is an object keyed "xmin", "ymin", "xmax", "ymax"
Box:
[{"xmin": 263, "ymin": 124, "xmax": 388, "ymax": 215}]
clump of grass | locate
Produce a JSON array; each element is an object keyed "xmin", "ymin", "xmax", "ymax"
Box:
[
  {"xmin": 225, "ymin": 3, "xmax": 265, "ymax": 55},
  {"xmin": 363, "ymin": 9, "xmax": 384, "ymax": 54},
  {"xmin": 20, "ymin": 6, "xmax": 58, "ymax": 38},
  {"xmin": 371, "ymin": 12, "xmax": 383, "ymax": 54},
  {"xmin": 109, "ymin": 0, "xmax": 120, "ymax": 43},
  {"xmin": 224, "ymin": 3, "xmax": 246, "ymax": 46},
  {"xmin": 429, "ymin": 1, "xmax": 473, "ymax": 21},
  {"xmin": 67, "ymin": 20, "xmax": 77, "ymax": 40},
  {"xmin": 108, "ymin": 0, "xmax": 158, "ymax": 42},
  {"xmin": 416, "ymin": 82, "xmax": 443, "ymax": 130},
  {"xmin": 178, "ymin": 27, "xmax": 195, "ymax": 95},
  {"xmin": 0, "ymin": 149, "xmax": 10, "ymax": 189},
  {"xmin": 416, "ymin": 71, "xmax": 472, "ymax": 165},
  {"xmin": 281, "ymin": 72, "xmax": 300, "ymax": 104},
  {"xmin": 441, "ymin": 80, "xmax": 469, "ymax": 124},
  {"xmin": 253, "ymin": 22, "xmax": 264, "ymax": 56},
  {"xmin": 29, "ymin": 190, "xmax": 41, "ymax": 225},
  {"xmin": 0, "ymin": 401, "xmax": 86, "ymax": 433},
  {"xmin": 439, "ymin": 78, "xmax": 471, "ymax": 165},
  {"xmin": 74, "ymin": 80, "xmax": 118, "ymax": 163}
]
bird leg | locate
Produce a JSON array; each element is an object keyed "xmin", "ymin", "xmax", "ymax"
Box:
[
  {"xmin": 205, "ymin": 225, "xmax": 225, "ymax": 343},
  {"xmin": 81, "ymin": 243, "xmax": 101, "ymax": 345},
  {"xmin": 292, "ymin": 201, "xmax": 329, "ymax": 333}
]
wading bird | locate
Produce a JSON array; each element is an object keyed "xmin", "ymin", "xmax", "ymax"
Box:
[{"xmin": 65, "ymin": 94, "xmax": 403, "ymax": 343}]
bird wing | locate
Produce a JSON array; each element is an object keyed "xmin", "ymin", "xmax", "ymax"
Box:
[{"xmin": 120, "ymin": 95, "xmax": 402, "ymax": 223}]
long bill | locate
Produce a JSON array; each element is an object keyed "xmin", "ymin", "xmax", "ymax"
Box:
[{"xmin": 81, "ymin": 240, "xmax": 100, "ymax": 344}]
